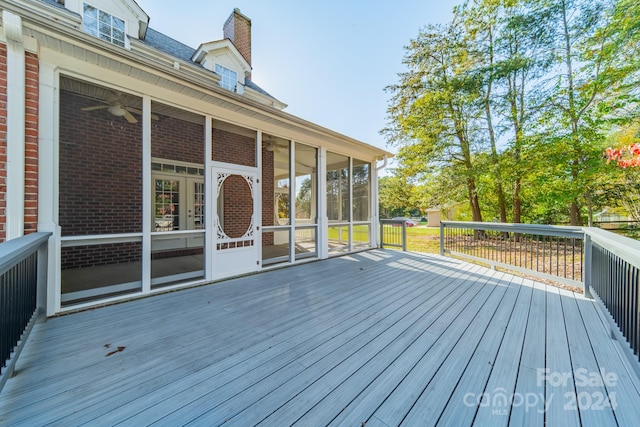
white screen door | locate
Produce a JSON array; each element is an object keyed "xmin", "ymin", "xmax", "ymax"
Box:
[{"xmin": 212, "ymin": 165, "xmax": 259, "ymax": 278}]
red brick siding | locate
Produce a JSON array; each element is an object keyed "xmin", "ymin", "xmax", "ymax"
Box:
[
  {"xmin": 0, "ymin": 44, "xmax": 7, "ymax": 242},
  {"xmin": 0, "ymin": 45, "xmax": 39, "ymax": 242},
  {"xmin": 59, "ymin": 90, "xmax": 143, "ymax": 236},
  {"xmin": 261, "ymin": 148, "xmax": 274, "ymax": 246},
  {"xmin": 60, "ymin": 242, "xmax": 141, "ymax": 271},
  {"xmin": 24, "ymin": 51, "xmax": 38, "ymax": 235},
  {"xmin": 212, "ymin": 128, "xmax": 255, "ymax": 167},
  {"xmin": 151, "ymin": 115, "xmax": 204, "ymax": 163},
  {"xmin": 222, "ymin": 174, "xmax": 253, "ymax": 238}
]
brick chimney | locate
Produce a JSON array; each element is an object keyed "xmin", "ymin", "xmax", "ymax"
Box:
[{"xmin": 223, "ymin": 8, "xmax": 251, "ymax": 79}]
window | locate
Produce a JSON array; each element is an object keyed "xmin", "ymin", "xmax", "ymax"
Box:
[
  {"xmin": 83, "ymin": 4, "xmax": 126, "ymax": 47},
  {"xmin": 215, "ymin": 64, "xmax": 238, "ymax": 92}
]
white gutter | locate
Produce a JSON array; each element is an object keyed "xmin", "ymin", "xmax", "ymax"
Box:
[{"xmin": 3, "ymin": 10, "xmax": 26, "ymax": 240}]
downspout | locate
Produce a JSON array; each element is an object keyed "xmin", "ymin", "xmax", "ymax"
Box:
[
  {"xmin": 376, "ymin": 155, "xmax": 388, "ymax": 171},
  {"xmin": 3, "ymin": 11, "xmax": 26, "ymax": 240},
  {"xmin": 373, "ymin": 155, "xmax": 388, "ymax": 247}
]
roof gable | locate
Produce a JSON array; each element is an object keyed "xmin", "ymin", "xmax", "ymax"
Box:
[
  {"xmin": 64, "ymin": 0, "xmax": 149, "ymax": 39},
  {"xmin": 192, "ymin": 39, "xmax": 252, "ymax": 76}
]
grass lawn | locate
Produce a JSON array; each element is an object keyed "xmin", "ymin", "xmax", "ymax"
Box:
[{"xmin": 406, "ymin": 224, "xmax": 441, "ymax": 253}]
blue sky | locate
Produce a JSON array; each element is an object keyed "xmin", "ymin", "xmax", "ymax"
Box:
[{"xmin": 135, "ymin": 1, "xmax": 463, "ymax": 152}]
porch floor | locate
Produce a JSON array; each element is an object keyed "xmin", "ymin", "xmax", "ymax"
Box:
[{"xmin": 1, "ymin": 250, "xmax": 640, "ymax": 426}]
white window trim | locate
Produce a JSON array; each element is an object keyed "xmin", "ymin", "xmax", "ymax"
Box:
[
  {"xmin": 82, "ymin": 3, "xmax": 127, "ymax": 48},
  {"xmin": 214, "ymin": 63, "xmax": 238, "ymax": 92}
]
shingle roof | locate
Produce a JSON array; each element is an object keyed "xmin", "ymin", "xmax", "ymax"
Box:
[
  {"xmin": 140, "ymin": 28, "xmax": 277, "ymax": 101},
  {"xmin": 35, "ymin": 0, "xmax": 278, "ymax": 103},
  {"xmin": 245, "ymin": 79, "xmax": 275, "ymax": 98},
  {"xmin": 140, "ymin": 28, "xmax": 196, "ymax": 63},
  {"xmin": 39, "ymin": 0, "xmax": 66, "ymax": 10}
]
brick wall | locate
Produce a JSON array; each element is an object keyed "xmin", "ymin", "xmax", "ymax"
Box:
[
  {"xmin": 25, "ymin": 51, "xmax": 38, "ymax": 235},
  {"xmin": 59, "ymin": 87, "xmax": 277, "ymax": 269},
  {"xmin": 151, "ymin": 115, "xmax": 204, "ymax": 163},
  {"xmin": 222, "ymin": 174, "xmax": 253, "ymax": 238},
  {"xmin": 0, "ymin": 44, "xmax": 6, "ymax": 242},
  {"xmin": 59, "ymin": 90, "xmax": 143, "ymax": 236},
  {"xmin": 212, "ymin": 128, "xmax": 255, "ymax": 167},
  {"xmin": 262, "ymin": 148, "xmax": 274, "ymax": 246},
  {"xmin": 61, "ymin": 242, "xmax": 142, "ymax": 270},
  {"xmin": 0, "ymin": 44, "xmax": 39, "ymax": 242}
]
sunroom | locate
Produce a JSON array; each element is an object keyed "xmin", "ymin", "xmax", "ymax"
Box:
[{"xmin": 54, "ymin": 76, "xmax": 386, "ymax": 313}]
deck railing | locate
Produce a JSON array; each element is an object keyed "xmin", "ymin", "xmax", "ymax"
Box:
[
  {"xmin": 440, "ymin": 222, "xmax": 585, "ymax": 289},
  {"xmin": 379, "ymin": 219, "xmax": 407, "ymax": 251},
  {"xmin": 440, "ymin": 221, "xmax": 640, "ymax": 372},
  {"xmin": 0, "ymin": 232, "xmax": 51, "ymax": 392}
]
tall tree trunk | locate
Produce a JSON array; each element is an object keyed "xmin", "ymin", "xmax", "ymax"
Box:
[
  {"xmin": 561, "ymin": 0, "xmax": 583, "ymax": 226},
  {"xmin": 585, "ymin": 188, "xmax": 594, "ymax": 227},
  {"xmin": 484, "ymin": 24, "xmax": 508, "ymax": 223},
  {"xmin": 468, "ymin": 177, "xmax": 484, "ymax": 222}
]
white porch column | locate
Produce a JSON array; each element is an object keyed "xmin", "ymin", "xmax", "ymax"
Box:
[
  {"xmin": 141, "ymin": 96, "xmax": 152, "ymax": 293},
  {"xmin": 371, "ymin": 160, "xmax": 380, "ymax": 247},
  {"xmin": 317, "ymin": 147, "xmax": 328, "ymax": 259},
  {"xmin": 289, "ymin": 141, "xmax": 296, "ymax": 262},
  {"xmin": 38, "ymin": 61, "xmax": 61, "ymax": 316},
  {"xmin": 348, "ymin": 156, "xmax": 354, "ymax": 251},
  {"xmin": 256, "ymin": 130, "xmax": 263, "ymax": 267},
  {"xmin": 3, "ymin": 11, "xmax": 25, "ymax": 240},
  {"xmin": 204, "ymin": 116, "xmax": 213, "ymax": 281}
]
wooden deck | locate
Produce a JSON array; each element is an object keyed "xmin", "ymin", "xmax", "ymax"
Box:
[{"xmin": 1, "ymin": 249, "xmax": 639, "ymax": 426}]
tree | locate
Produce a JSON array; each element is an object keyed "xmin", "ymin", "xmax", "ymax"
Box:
[
  {"xmin": 604, "ymin": 124, "xmax": 640, "ymax": 220},
  {"xmin": 378, "ymin": 173, "xmax": 423, "ymax": 218},
  {"xmin": 383, "ymin": 16, "xmax": 486, "ymax": 223},
  {"xmin": 533, "ymin": 0, "xmax": 636, "ymax": 225}
]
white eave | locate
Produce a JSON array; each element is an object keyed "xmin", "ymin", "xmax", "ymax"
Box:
[{"xmin": 242, "ymin": 84, "xmax": 288, "ymax": 110}]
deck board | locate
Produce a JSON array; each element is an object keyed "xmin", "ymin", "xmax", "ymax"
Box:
[
  {"xmin": 545, "ymin": 285, "xmax": 581, "ymax": 427},
  {"xmin": 1, "ymin": 249, "xmax": 638, "ymax": 427},
  {"xmin": 508, "ymin": 280, "xmax": 547, "ymax": 426}
]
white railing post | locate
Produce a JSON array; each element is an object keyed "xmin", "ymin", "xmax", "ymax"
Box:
[
  {"xmin": 583, "ymin": 232, "xmax": 592, "ymax": 298},
  {"xmin": 402, "ymin": 222, "xmax": 407, "ymax": 251},
  {"xmin": 439, "ymin": 221, "xmax": 445, "ymax": 256}
]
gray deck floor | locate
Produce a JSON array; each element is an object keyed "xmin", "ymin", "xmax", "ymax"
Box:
[{"xmin": 1, "ymin": 250, "xmax": 640, "ymax": 426}]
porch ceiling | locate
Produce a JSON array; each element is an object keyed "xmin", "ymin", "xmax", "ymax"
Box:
[{"xmin": 2, "ymin": 250, "xmax": 638, "ymax": 425}]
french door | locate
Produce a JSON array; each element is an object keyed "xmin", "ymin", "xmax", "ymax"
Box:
[{"xmin": 153, "ymin": 174, "xmax": 204, "ymax": 250}]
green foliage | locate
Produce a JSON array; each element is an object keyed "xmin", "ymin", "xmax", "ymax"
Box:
[{"xmin": 380, "ymin": 0, "xmax": 640, "ymax": 226}]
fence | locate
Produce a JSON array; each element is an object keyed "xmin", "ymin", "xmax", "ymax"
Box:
[
  {"xmin": 440, "ymin": 221, "xmax": 640, "ymax": 374},
  {"xmin": 379, "ymin": 219, "xmax": 407, "ymax": 251},
  {"xmin": 0, "ymin": 232, "xmax": 51, "ymax": 393},
  {"xmin": 440, "ymin": 222, "xmax": 585, "ymax": 288}
]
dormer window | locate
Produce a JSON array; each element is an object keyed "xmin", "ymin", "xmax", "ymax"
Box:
[
  {"xmin": 82, "ymin": 3, "xmax": 126, "ymax": 47},
  {"xmin": 215, "ymin": 64, "xmax": 238, "ymax": 92}
]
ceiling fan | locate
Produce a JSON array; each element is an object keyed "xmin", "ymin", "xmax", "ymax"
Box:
[
  {"xmin": 264, "ymin": 135, "xmax": 286, "ymax": 153},
  {"xmin": 81, "ymin": 93, "xmax": 158, "ymax": 123}
]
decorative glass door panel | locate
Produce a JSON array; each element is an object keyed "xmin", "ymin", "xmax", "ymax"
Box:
[
  {"xmin": 155, "ymin": 178, "xmax": 180, "ymax": 231},
  {"xmin": 152, "ymin": 174, "xmax": 204, "ymax": 251}
]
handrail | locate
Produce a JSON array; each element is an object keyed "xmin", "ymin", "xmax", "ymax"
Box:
[
  {"xmin": 586, "ymin": 227, "xmax": 640, "ymax": 270},
  {"xmin": 0, "ymin": 232, "xmax": 51, "ymax": 393},
  {"xmin": 440, "ymin": 221, "xmax": 585, "ymax": 288},
  {"xmin": 0, "ymin": 232, "xmax": 51, "ymax": 275},
  {"xmin": 440, "ymin": 221, "xmax": 640, "ymax": 375}
]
